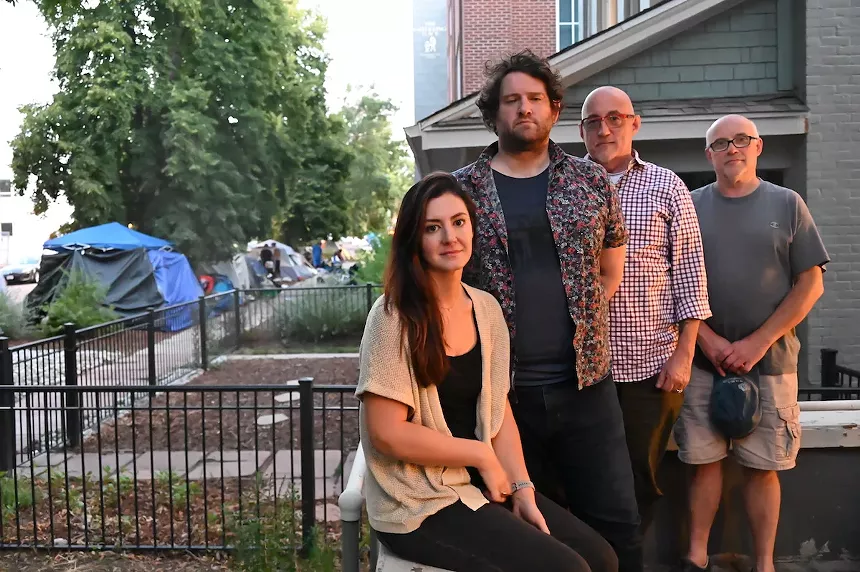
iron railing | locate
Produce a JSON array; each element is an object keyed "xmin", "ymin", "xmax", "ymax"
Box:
[
  {"xmin": 798, "ymin": 348, "xmax": 860, "ymax": 401},
  {"xmin": 0, "ymin": 379, "xmax": 358, "ymax": 551}
]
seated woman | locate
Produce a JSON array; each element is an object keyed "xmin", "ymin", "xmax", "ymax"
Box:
[{"xmin": 356, "ymin": 172, "xmax": 618, "ymax": 572}]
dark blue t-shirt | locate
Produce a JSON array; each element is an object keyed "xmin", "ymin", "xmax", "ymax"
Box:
[{"xmin": 494, "ymin": 168, "xmax": 577, "ymax": 386}]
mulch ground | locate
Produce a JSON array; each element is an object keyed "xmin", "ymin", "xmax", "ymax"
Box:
[
  {"xmin": 0, "ymin": 551, "xmax": 232, "ymax": 572},
  {"xmin": 0, "ymin": 471, "xmax": 344, "ymax": 553},
  {"xmin": 78, "ymin": 358, "xmax": 361, "ymax": 456}
]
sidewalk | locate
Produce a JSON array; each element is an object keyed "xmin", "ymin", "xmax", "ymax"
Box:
[{"xmin": 18, "ymin": 448, "xmax": 357, "ymax": 499}]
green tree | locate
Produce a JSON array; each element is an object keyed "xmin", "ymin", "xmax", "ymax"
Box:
[
  {"xmin": 338, "ymin": 89, "xmax": 414, "ymax": 235},
  {"xmin": 10, "ymin": 0, "xmax": 341, "ymax": 263},
  {"xmin": 273, "ymin": 113, "xmax": 352, "ymax": 245}
]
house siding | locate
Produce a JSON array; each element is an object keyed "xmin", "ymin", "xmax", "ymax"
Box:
[
  {"xmin": 565, "ymin": 0, "xmax": 784, "ymax": 104},
  {"xmin": 804, "ymin": 0, "xmax": 860, "ymax": 377}
]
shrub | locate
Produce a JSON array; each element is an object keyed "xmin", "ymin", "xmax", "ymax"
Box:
[
  {"xmin": 276, "ymin": 289, "xmax": 367, "ymax": 344},
  {"xmin": 0, "ymin": 292, "xmax": 33, "ymax": 340},
  {"xmin": 354, "ymin": 233, "xmax": 390, "ymax": 285},
  {"xmin": 231, "ymin": 487, "xmax": 338, "ymax": 572},
  {"xmin": 42, "ymin": 272, "xmax": 119, "ymax": 335}
]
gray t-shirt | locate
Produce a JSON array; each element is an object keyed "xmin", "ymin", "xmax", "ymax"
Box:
[{"xmin": 691, "ymin": 180, "xmax": 830, "ymax": 375}]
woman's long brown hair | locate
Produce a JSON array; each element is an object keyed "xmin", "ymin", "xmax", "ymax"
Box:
[{"xmin": 383, "ymin": 172, "xmax": 478, "ymax": 388}]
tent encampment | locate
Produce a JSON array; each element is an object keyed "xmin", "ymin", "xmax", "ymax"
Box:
[{"xmin": 27, "ymin": 223, "xmax": 203, "ymax": 330}]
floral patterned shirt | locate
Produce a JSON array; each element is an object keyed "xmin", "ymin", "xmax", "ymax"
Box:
[{"xmin": 454, "ymin": 140, "xmax": 628, "ymax": 388}]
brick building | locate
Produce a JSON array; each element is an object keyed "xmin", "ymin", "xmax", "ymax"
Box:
[
  {"xmin": 445, "ymin": 0, "xmax": 657, "ymax": 103},
  {"xmin": 408, "ymin": 0, "xmax": 860, "ymax": 382}
]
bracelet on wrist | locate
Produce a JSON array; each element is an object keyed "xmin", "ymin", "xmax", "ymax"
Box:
[{"xmin": 511, "ymin": 480, "xmax": 535, "ymax": 495}]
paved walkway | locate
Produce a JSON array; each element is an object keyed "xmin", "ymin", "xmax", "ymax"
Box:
[{"xmin": 17, "ymin": 448, "xmax": 357, "ymax": 501}]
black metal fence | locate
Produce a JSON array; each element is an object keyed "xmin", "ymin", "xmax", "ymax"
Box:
[
  {"xmin": 237, "ymin": 284, "xmax": 382, "ymax": 348},
  {"xmin": 0, "ymin": 293, "xmax": 242, "ymax": 468},
  {"xmin": 0, "ymin": 379, "xmax": 358, "ymax": 551}
]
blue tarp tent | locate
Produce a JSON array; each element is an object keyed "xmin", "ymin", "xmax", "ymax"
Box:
[
  {"xmin": 147, "ymin": 250, "xmax": 204, "ymax": 331},
  {"xmin": 30, "ymin": 223, "xmax": 203, "ymax": 331},
  {"xmin": 44, "ymin": 222, "xmax": 173, "ymax": 251}
]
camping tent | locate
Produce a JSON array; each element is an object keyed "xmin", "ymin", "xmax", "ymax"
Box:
[
  {"xmin": 44, "ymin": 222, "xmax": 173, "ymax": 251},
  {"xmin": 248, "ymin": 239, "xmax": 317, "ymax": 283},
  {"xmin": 198, "ymin": 253, "xmax": 257, "ymax": 291},
  {"xmin": 27, "ymin": 223, "xmax": 202, "ymax": 330}
]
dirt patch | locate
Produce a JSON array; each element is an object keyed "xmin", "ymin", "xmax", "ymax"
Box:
[
  {"xmin": 0, "ymin": 551, "xmax": 231, "ymax": 572},
  {"xmin": 79, "ymin": 359, "xmax": 361, "ymax": 455},
  {"xmin": 0, "ymin": 471, "xmax": 341, "ymax": 550}
]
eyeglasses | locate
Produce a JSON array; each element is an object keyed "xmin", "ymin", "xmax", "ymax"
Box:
[
  {"xmin": 707, "ymin": 134, "xmax": 759, "ymax": 152},
  {"xmin": 580, "ymin": 113, "xmax": 635, "ymax": 132}
]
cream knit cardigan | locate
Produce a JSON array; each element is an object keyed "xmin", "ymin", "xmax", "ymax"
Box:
[{"xmin": 355, "ymin": 283, "xmax": 511, "ymax": 534}]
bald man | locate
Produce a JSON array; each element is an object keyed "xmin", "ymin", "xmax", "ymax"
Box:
[
  {"xmin": 675, "ymin": 115, "xmax": 829, "ymax": 572},
  {"xmin": 580, "ymin": 86, "xmax": 711, "ymax": 536}
]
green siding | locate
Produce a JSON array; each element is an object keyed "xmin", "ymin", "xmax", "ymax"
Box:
[{"xmin": 567, "ymin": 0, "xmax": 792, "ymax": 103}]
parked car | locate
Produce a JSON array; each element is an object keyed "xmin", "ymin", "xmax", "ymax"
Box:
[{"xmin": 1, "ymin": 255, "xmax": 40, "ymax": 284}]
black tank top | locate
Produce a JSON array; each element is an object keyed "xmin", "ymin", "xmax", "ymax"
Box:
[{"xmin": 437, "ymin": 311, "xmax": 484, "ymax": 488}]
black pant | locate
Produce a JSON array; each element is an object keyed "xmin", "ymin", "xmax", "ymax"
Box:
[
  {"xmin": 616, "ymin": 374, "xmax": 684, "ymax": 534},
  {"xmin": 511, "ymin": 376, "xmax": 643, "ymax": 572},
  {"xmin": 376, "ymin": 492, "xmax": 618, "ymax": 572}
]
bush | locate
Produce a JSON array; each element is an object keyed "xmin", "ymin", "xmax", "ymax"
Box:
[
  {"xmin": 276, "ymin": 289, "xmax": 367, "ymax": 344},
  {"xmin": 0, "ymin": 292, "xmax": 33, "ymax": 340},
  {"xmin": 354, "ymin": 233, "xmax": 390, "ymax": 285},
  {"xmin": 42, "ymin": 272, "xmax": 119, "ymax": 335}
]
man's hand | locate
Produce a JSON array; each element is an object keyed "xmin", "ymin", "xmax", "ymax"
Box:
[
  {"xmin": 717, "ymin": 335, "xmax": 770, "ymax": 375},
  {"xmin": 511, "ymin": 489, "xmax": 550, "ymax": 534},
  {"xmin": 698, "ymin": 331, "xmax": 732, "ymax": 376},
  {"xmin": 657, "ymin": 347, "xmax": 693, "ymax": 393}
]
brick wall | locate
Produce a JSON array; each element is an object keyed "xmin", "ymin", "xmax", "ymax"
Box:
[
  {"xmin": 461, "ymin": 0, "xmax": 556, "ymax": 94},
  {"xmin": 804, "ymin": 0, "xmax": 860, "ymax": 376},
  {"xmin": 566, "ymin": 0, "xmax": 782, "ymax": 104}
]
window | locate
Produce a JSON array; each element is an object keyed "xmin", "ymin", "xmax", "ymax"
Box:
[
  {"xmin": 557, "ymin": 0, "xmax": 585, "ymax": 50},
  {"xmin": 0, "ymin": 180, "xmax": 10, "ymax": 198}
]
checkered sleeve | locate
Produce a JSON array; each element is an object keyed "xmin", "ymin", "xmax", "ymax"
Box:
[
  {"xmin": 668, "ymin": 176, "xmax": 712, "ymax": 323},
  {"xmin": 603, "ymin": 173, "xmax": 628, "ymax": 249}
]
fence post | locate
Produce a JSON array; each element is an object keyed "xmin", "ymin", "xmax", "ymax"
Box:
[
  {"xmin": 63, "ymin": 323, "xmax": 81, "ymax": 449},
  {"xmin": 820, "ymin": 348, "xmax": 838, "ymax": 400},
  {"xmin": 199, "ymin": 296, "xmax": 208, "ymax": 371},
  {"xmin": 147, "ymin": 309, "xmax": 157, "ymax": 388},
  {"xmin": 820, "ymin": 348, "xmax": 837, "ymax": 386},
  {"xmin": 0, "ymin": 337, "xmax": 15, "ymax": 471},
  {"xmin": 365, "ymin": 283, "xmax": 373, "ymax": 316},
  {"xmin": 233, "ymin": 289, "xmax": 241, "ymax": 350},
  {"xmin": 299, "ymin": 376, "xmax": 315, "ymax": 555}
]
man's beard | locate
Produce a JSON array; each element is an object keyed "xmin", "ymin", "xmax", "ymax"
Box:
[{"xmin": 498, "ymin": 121, "xmax": 552, "ymax": 153}]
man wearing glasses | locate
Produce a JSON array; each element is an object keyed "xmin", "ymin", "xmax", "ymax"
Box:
[
  {"xmin": 580, "ymin": 86, "xmax": 711, "ymax": 536},
  {"xmin": 676, "ymin": 114, "xmax": 829, "ymax": 572}
]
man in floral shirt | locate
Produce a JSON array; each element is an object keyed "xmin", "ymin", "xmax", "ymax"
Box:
[{"xmin": 454, "ymin": 50, "xmax": 641, "ymax": 572}]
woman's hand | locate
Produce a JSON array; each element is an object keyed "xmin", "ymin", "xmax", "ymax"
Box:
[
  {"xmin": 476, "ymin": 444, "xmax": 512, "ymax": 503},
  {"xmin": 511, "ymin": 489, "xmax": 550, "ymax": 534}
]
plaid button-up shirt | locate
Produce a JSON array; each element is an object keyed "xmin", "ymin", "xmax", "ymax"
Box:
[{"xmin": 589, "ymin": 151, "xmax": 711, "ymax": 382}]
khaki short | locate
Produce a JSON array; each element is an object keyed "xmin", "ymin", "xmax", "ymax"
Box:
[{"xmin": 674, "ymin": 366, "xmax": 802, "ymax": 471}]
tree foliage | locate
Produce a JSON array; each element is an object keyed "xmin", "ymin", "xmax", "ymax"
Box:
[
  {"xmin": 337, "ymin": 89, "xmax": 413, "ymax": 236},
  {"xmin": 10, "ymin": 0, "xmax": 346, "ymax": 263}
]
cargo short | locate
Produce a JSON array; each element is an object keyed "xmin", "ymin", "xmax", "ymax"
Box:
[{"xmin": 674, "ymin": 365, "xmax": 802, "ymax": 471}]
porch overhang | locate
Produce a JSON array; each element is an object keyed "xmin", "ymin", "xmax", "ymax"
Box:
[{"xmin": 406, "ymin": 96, "xmax": 809, "ymax": 174}]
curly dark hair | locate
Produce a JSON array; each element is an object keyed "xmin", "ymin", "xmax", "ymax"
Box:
[{"xmin": 476, "ymin": 49, "xmax": 564, "ymax": 134}]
